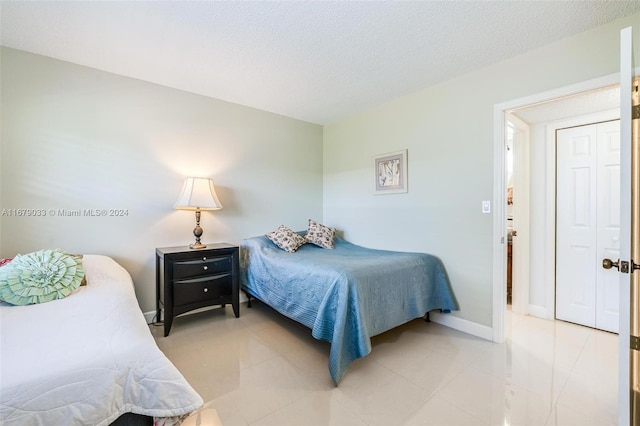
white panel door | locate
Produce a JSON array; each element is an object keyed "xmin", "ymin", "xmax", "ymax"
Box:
[
  {"xmin": 596, "ymin": 121, "xmax": 621, "ymax": 333},
  {"xmin": 556, "ymin": 121, "xmax": 621, "ymax": 332},
  {"xmin": 556, "ymin": 124, "xmax": 598, "ymax": 328},
  {"xmin": 620, "ymin": 26, "xmax": 637, "ymax": 425}
]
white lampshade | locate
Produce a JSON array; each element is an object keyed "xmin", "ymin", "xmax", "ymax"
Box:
[{"xmin": 174, "ymin": 177, "xmax": 223, "ymax": 211}]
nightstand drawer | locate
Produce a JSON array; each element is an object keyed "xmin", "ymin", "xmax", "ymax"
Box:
[
  {"xmin": 173, "ymin": 256, "xmax": 232, "ymax": 279},
  {"xmin": 173, "ymin": 273, "xmax": 232, "ymax": 306}
]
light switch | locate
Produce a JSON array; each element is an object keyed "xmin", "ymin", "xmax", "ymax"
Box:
[{"xmin": 482, "ymin": 200, "xmax": 491, "ymax": 213}]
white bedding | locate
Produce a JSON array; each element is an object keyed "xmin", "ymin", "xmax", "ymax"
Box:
[{"xmin": 0, "ymin": 255, "xmax": 203, "ymax": 425}]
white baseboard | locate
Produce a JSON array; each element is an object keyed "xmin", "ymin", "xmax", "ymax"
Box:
[
  {"xmin": 144, "ymin": 306, "xmax": 493, "ymax": 341},
  {"xmin": 429, "ymin": 311, "xmax": 493, "ymax": 341},
  {"xmin": 143, "ymin": 310, "xmax": 156, "ymax": 324},
  {"xmin": 527, "ymin": 304, "xmax": 549, "ymax": 320}
]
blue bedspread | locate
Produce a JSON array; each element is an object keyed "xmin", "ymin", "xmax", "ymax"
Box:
[{"xmin": 240, "ymin": 235, "xmax": 458, "ymax": 384}]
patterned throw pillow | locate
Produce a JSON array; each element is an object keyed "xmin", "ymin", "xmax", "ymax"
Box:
[
  {"xmin": 0, "ymin": 249, "xmax": 85, "ymax": 305},
  {"xmin": 305, "ymin": 219, "xmax": 336, "ymax": 249},
  {"xmin": 266, "ymin": 225, "xmax": 307, "ymax": 253}
]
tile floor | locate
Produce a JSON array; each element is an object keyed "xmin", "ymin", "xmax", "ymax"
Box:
[{"xmin": 151, "ymin": 303, "xmax": 618, "ymax": 426}]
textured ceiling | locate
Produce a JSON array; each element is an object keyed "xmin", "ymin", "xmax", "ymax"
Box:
[{"xmin": 1, "ymin": 1, "xmax": 640, "ymax": 124}]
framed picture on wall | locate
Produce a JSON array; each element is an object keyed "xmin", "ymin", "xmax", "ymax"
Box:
[{"xmin": 373, "ymin": 149, "xmax": 407, "ymax": 195}]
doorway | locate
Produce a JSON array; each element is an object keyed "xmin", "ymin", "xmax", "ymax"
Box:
[
  {"xmin": 491, "ymin": 75, "xmax": 622, "ymax": 344},
  {"xmin": 501, "ymin": 94, "xmax": 621, "ymax": 332},
  {"xmin": 493, "ymin": 30, "xmax": 638, "ymax": 424}
]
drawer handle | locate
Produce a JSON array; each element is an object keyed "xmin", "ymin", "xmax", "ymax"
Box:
[
  {"xmin": 203, "ymin": 266, "xmax": 208, "ymax": 271},
  {"xmin": 204, "ymin": 288, "xmax": 208, "ymax": 293},
  {"xmin": 202, "ymin": 257, "xmax": 207, "ymax": 261}
]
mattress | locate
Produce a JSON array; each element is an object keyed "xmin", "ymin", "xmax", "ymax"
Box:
[{"xmin": 0, "ymin": 255, "xmax": 203, "ymax": 425}]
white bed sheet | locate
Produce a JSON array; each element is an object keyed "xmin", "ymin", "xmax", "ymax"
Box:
[{"xmin": 0, "ymin": 255, "xmax": 203, "ymax": 425}]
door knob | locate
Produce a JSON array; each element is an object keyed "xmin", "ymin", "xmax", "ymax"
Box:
[{"xmin": 602, "ymin": 258, "xmax": 620, "ymax": 270}]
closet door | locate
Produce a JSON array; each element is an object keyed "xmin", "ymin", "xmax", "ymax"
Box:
[
  {"xmin": 595, "ymin": 121, "xmax": 621, "ymax": 333},
  {"xmin": 555, "ymin": 120, "xmax": 620, "ymax": 332},
  {"xmin": 556, "ymin": 124, "xmax": 598, "ymax": 328}
]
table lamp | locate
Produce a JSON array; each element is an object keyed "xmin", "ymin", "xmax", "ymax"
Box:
[{"xmin": 174, "ymin": 177, "xmax": 223, "ymax": 249}]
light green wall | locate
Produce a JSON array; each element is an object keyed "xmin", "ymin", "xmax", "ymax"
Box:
[
  {"xmin": 2, "ymin": 11, "xmax": 640, "ymax": 329},
  {"xmin": 323, "ymin": 13, "xmax": 640, "ymax": 327},
  {"xmin": 0, "ymin": 47, "xmax": 324, "ymax": 314}
]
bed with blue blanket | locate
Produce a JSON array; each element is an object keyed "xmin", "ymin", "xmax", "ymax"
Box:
[{"xmin": 240, "ymin": 234, "xmax": 458, "ymax": 384}]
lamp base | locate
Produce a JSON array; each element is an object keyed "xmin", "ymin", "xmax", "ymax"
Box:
[{"xmin": 189, "ymin": 209, "xmax": 206, "ymax": 249}]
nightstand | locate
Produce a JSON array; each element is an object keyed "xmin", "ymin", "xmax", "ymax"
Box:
[{"xmin": 156, "ymin": 243, "xmax": 239, "ymax": 336}]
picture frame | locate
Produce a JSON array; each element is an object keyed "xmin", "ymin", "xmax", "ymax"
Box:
[{"xmin": 373, "ymin": 149, "xmax": 407, "ymax": 195}]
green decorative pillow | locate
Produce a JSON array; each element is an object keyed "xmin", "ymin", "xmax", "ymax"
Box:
[{"xmin": 0, "ymin": 249, "xmax": 85, "ymax": 305}]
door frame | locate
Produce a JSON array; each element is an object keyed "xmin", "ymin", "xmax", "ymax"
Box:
[{"xmin": 492, "ymin": 73, "xmax": 622, "ymax": 343}]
